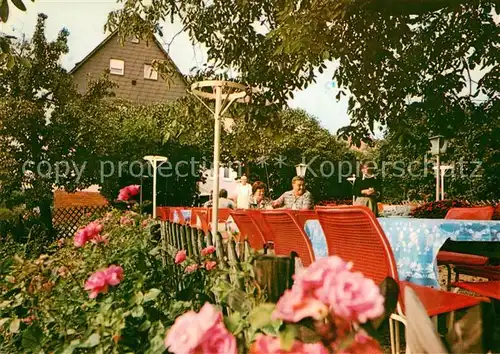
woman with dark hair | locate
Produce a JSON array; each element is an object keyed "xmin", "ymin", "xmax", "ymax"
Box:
[
  {"xmin": 353, "ymin": 161, "xmax": 382, "ymax": 216},
  {"xmin": 249, "ymin": 181, "xmax": 272, "ymax": 210}
]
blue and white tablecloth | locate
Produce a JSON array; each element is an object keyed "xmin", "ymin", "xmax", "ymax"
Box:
[
  {"xmin": 304, "ymin": 218, "xmax": 500, "ymax": 287},
  {"xmin": 172, "ymin": 210, "xmax": 192, "ymax": 223}
]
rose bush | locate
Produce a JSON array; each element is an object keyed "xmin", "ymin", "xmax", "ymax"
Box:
[
  {"xmin": 0, "ymin": 208, "xmax": 243, "ymax": 353},
  {"xmin": 0, "ymin": 201, "xmax": 395, "ymax": 353}
]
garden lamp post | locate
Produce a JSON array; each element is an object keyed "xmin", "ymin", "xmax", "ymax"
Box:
[
  {"xmin": 347, "ymin": 174, "xmax": 356, "ymax": 203},
  {"xmin": 190, "ymin": 81, "xmax": 251, "ymax": 237},
  {"xmin": 143, "ymin": 155, "xmax": 168, "ymax": 219},
  {"xmin": 429, "ymin": 136, "xmax": 448, "ymax": 201},
  {"xmin": 295, "ymin": 163, "xmax": 308, "ymax": 178},
  {"xmin": 139, "ymin": 173, "xmax": 149, "ymax": 215},
  {"xmin": 440, "ymin": 165, "xmax": 453, "ymax": 201}
]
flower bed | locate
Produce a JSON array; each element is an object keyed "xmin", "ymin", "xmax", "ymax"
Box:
[{"xmin": 0, "ymin": 185, "xmax": 398, "ymax": 353}]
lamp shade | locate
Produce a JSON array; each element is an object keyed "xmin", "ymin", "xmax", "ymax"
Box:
[
  {"xmin": 429, "ymin": 136, "xmax": 449, "ymax": 155},
  {"xmin": 295, "ymin": 163, "xmax": 308, "ymax": 177}
]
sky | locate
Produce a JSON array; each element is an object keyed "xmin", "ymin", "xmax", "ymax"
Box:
[{"xmin": 0, "ymin": 0, "xmax": 352, "ymax": 134}]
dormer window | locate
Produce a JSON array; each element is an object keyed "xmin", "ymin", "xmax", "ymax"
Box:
[
  {"xmin": 109, "ymin": 59, "xmax": 124, "ymax": 76},
  {"xmin": 144, "ymin": 64, "xmax": 158, "ymax": 80}
]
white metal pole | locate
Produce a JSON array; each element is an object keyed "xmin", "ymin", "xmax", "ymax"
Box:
[
  {"xmin": 152, "ymin": 160, "xmax": 157, "ymax": 219},
  {"xmin": 441, "ymin": 167, "xmax": 445, "ymax": 200},
  {"xmin": 435, "ymin": 154, "xmax": 440, "ymax": 201},
  {"xmin": 211, "ymin": 86, "xmax": 222, "ymax": 236}
]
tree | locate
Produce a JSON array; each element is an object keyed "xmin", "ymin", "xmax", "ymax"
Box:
[
  {"xmin": 237, "ymin": 109, "xmax": 356, "ymax": 201},
  {"xmin": 1, "ymin": 0, "xmax": 35, "ymax": 69},
  {"xmin": 0, "ymin": 14, "xmax": 116, "ymax": 231},
  {"xmin": 105, "ymin": 1, "xmax": 499, "ymax": 143},
  {"xmin": 98, "ymin": 96, "xmax": 218, "ymax": 207}
]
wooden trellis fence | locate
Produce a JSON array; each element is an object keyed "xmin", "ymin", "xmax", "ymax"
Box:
[{"xmin": 52, "ymin": 205, "xmax": 110, "ymax": 238}]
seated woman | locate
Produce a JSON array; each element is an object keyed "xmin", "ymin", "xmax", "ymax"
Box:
[
  {"xmin": 249, "ymin": 181, "xmax": 272, "ymax": 210},
  {"xmin": 353, "ymin": 161, "xmax": 382, "ymax": 216}
]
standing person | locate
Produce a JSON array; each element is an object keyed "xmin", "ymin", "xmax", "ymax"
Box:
[
  {"xmin": 249, "ymin": 181, "xmax": 272, "ymax": 209},
  {"xmin": 353, "ymin": 161, "xmax": 382, "ymax": 216},
  {"xmin": 272, "ymin": 176, "xmax": 313, "ymax": 210},
  {"xmin": 234, "ymin": 175, "xmax": 252, "ymax": 209}
]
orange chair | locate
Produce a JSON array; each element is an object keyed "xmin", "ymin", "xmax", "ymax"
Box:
[
  {"xmin": 191, "ymin": 207, "xmax": 210, "ymax": 234},
  {"xmin": 292, "ymin": 210, "xmax": 318, "ymax": 228},
  {"xmin": 260, "ymin": 210, "xmax": 315, "ymax": 267},
  {"xmin": 316, "ymin": 206, "xmax": 485, "ymax": 354},
  {"xmin": 247, "ymin": 210, "xmax": 275, "ymax": 243},
  {"xmin": 230, "ymin": 210, "xmax": 267, "ymax": 251},
  {"xmin": 451, "ymin": 280, "xmax": 500, "ymax": 300},
  {"xmin": 156, "ymin": 206, "xmax": 169, "ymax": 221},
  {"xmin": 438, "ymin": 206, "xmax": 494, "ymax": 285},
  {"xmin": 445, "ymin": 206, "xmax": 495, "ymax": 220}
]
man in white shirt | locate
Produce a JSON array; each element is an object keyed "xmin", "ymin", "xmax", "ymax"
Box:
[{"xmin": 234, "ymin": 175, "xmax": 252, "ymax": 209}]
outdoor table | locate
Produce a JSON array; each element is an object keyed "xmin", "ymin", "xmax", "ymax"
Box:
[
  {"xmin": 172, "ymin": 209, "xmax": 192, "ymax": 223},
  {"xmin": 304, "ymin": 218, "xmax": 500, "ymax": 287}
]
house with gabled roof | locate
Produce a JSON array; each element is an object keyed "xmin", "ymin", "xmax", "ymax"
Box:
[{"xmin": 70, "ymin": 31, "xmax": 187, "ymax": 104}]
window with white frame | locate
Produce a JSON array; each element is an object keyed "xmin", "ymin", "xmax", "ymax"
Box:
[
  {"xmin": 144, "ymin": 64, "xmax": 158, "ymax": 80},
  {"xmin": 223, "ymin": 167, "xmax": 230, "ymax": 179},
  {"xmin": 109, "ymin": 59, "xmax": 124, "ymax": 76}
]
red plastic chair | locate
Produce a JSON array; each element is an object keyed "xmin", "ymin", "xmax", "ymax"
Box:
[
  {"xmin": 230, "ymin": 211, "xmax": 267, "ymax": 251},
  {"xmin": 438, "ymin": 206, "xmax": 494, "ymax": 285},
  {"xmin": 445, "ymin": 206, "xmax": 495, "ymax": 220},
  {"xmin": 316, "ymin": 206, "xmax": 485, "ymax": 354},
  {"xmin": 156, "ymin": 206, "xmax": 169, "ymax": 221},
  {"xmin": 454, "ymin": 265, "xmax": 500, "ymax": 281},
  {"xmin": 260, "ymin": 210, "xmax": 315, "ymax": 267},
  {"xmin": 292, "ymin": 210, "xmax": 318, "ymax": 228},
  {"xmin": 191, "ymin": 207, "xmax": 210, "ymax": 234},
  {"xmin": 451, "ymin": 281, "xmax": 500, "ymax": 300},
  {"xmin": 246, "ymin": 210, "xmax": 275, "ymax": 243}
]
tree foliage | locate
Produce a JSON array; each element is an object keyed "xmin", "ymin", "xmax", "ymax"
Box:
[
  {"xmin": 106, "ymin": 0, "xmax": 499, "ymax": 143},
  {"xmin": 0, "ymin": 0, "xmax": 35, "ymax": 69},
  {"xmin": 0, "ymin": 14, "xmax": 116, "ymax": 229}
]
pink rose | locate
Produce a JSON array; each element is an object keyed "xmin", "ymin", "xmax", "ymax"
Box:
[
  {"xmin": 337, "ymin": 331, "xmax": 382, "ymax": 354},
  {"xmin": 164, "ymin": 311, "xmax": 205, "ymax": 353},
  {"xmin": 294, "ymin": 256, "xmax": 352, "ymax": 297},
  {"xmin": 84, "ymin": 265, "xmax": 124, "ymax": 299},
  {"xmin": 201, "ymin": 246, "xmax": 216, "ymax": 256},
  {"xmin": 105, "ymin": 265, "xmax": 124, "ymax": 286},
  {"xmin": 250, "ymin": 334, "xmax": 329, "ymax": 354},
  {"xmin": 117, "ymin": 185, "xmax": 140, "ymax": 202},
  {"xmin": 273, "ymin": 285, "xmax": 329, "ymax": 323},
  {"xmin": 325, "ymin": 271, "xmax": 384, "ymax": 323},
  {"xmin": 175, "ymin": 250, "xmax": 187, "ymax": 264},
  {"xmin": 164, "ymin": 303, "xmax": 235, "ymax": 354},
  {"xmin": 185, "ymin": 264, "xmax": 199, "ymax": 273},
  {"xmin": 204, "ymin": 260, "xmax": 217, "ymax": 271},
  {"xmin": 200, "ymin": 322, "xmax": 237, "ymax": 354},
  {"xmin": 73, "ymin": 229, "xmax": 88, "ymax": 248},
  {"xmin": 84, "ymin": 270, "xmax": 109, "ymax": 299}
]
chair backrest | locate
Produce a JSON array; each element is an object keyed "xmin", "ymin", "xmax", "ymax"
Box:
[
  {"xmin": 445, "ymin": 206, "xmax": 495, "ymax": 220},
  {"xmin": 316, "ymin": 206, "xmax": 399, "ymax": 285},
  {"xmin": 293, "ymin": 210, "xmax": 318, "ymax": 228},
  {"xmin": 174, "ymin": 208, "xmax": 187, "ymax": 225},
  {"xmin": 246, "ymin": 210, "xmax": 275, "ymax": 242},
  {"xmin": 207, "ymin": 208, "xmax": 232, "ymax": 222},
  {"xmin": 230, "ymin": 211, "xmax": 267, "ymax": 250},
  {"xmin": 191, "ymin": 207, "xmax": 209, "ymax": 233},
  {"xmin": 261, "ymin": 210, "xmax": 315, "ymax": 267},
  {"xmin": 156, "ymin": 206, "xmax": 169, "ymax": 221}
]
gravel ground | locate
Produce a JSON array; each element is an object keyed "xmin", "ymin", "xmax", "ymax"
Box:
[{"xmin": 379, "ymin": 266, "xmax": 487, "ymax": 353}]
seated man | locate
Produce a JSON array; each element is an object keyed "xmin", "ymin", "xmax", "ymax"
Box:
[
  {"xmin": 272, "ymin": 176, "xmax": 313, "ymax": 210},
  {"xmin": 204, "ymin": 189, "xmax": 235, "ymax": 209}
]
